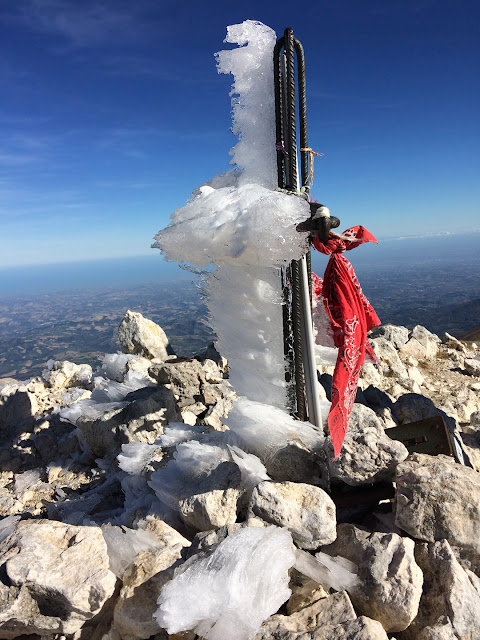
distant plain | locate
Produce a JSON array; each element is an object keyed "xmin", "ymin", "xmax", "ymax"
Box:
[{"xmin": 1, "ymin": 233, "xmax": 478, "ymax": 379}]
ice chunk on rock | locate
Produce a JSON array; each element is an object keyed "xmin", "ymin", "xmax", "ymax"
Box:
[
  {"xmin": 155, "ymin": 525, "xmax": 295, "ymax": 640},
  {"xmin": 295, "ymin": 549, "xmax": 359, "ymax": 592},
  {"xmin": 101, "ymin": 523, "xmax": 164, "ymax": 579}
]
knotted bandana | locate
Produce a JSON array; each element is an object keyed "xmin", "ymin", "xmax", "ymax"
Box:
[{"xmin": 312, "ymin": 226, "xmax": 380, "ymax": 458}]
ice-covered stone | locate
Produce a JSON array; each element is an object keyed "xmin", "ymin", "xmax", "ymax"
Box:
[
  {"xmin": 100, "ymin": 353, "xmax": 137, "ymax": 381},
  {"xmin": 156, "ymin": 525, "xmax": 296, "ymax": 640},
  {"xmin": 395, "ymin": 453, "xmax": 480, "ymax": 571},
  {"xmin": 74, "ymin": 386, "xmax": 180, "ymax": 458},
  {"xmin": 400, "ymin": 540, "xmax": 480, "ymax": 640},
  {"xmin": 42, "ymin": 359, "xmax": 92, "ymax": 389},
  {"xmin": 321, "ymin": 523, "xmax": 423, "ymax": 632},
  {"xmin": 177, "ymin": 461, "xmax": 242, "ymax": 531},
  {"xmin": 248, "ymin": 481, "xmax": 336, "ymax": 550},
  {"xmin": 118, "ymin": 310, "xmax": 172, "ymax": 360},
  {"xmin": 225, "ymin": 398, "xmax": 326, "ymax": 482},
  {"xmin": 101, "ymin": 523, "xmax": 165, "ymax": 579},
  {"xmin": 149, "ymin": 441, "xmax": 244, "ymax": 531},
  {"xmin": 328, "ymin": 404, "xmax": 408, "ymax": 486},
  {"xmin": 1, "ymin": 520, "xmax": 116, "ymax": 637}
]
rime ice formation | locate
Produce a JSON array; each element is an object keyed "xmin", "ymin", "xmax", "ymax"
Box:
[
  {"xmin": 153, "ymin": 20, "xmax": 310, "ymax": 408},
  {"xmin": 155, "ymin": 526, "xmax": 296, "ymax": 640}
]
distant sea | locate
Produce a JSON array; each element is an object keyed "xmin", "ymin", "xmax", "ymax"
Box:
[
  {"xmin": 0, "ymin": 254, "xmax": 191, "ymax": 298},
  {"xmin": 1, "ymin": 233, "xmax": 478, "ymax": 299}
]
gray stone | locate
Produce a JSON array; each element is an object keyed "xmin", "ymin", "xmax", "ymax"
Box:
[
  {"xmin": 400, "ymin": 540, "xmax": 480, "ymax": 640},
  {"xmin": 266, "ymin": 441, "xmax": 327, "ymax": 485},
  {"xmin": 465, "ymin": 357, "xmax": 480, "ymax": 377},
  {"xmin": 328, "ymin": 404, "xmax": 408, "ymax": 486},
  {"xmin": 248, "ymin": 481, "xmax": 336, "ymax": 550},
  {"xmin": 76, "ymin": 386, "xmax": 180, "ymax": 458},
  {"xmin": 370, "ymin": 324, "xmax": 409, "ymax": 349},
  {"xmin": 321, "ymin": 524, "xmax": 423, "ymax": 632},
  {"xmin": 118, "ymin": 310, "xmax": 172, "ymax": 360},
  {"xmin": 391, "ymin": 393, "xmax": 444, "ymax": 425},
  {"xmin": 313, "ymin": 616, "xmax": 389, "ymax": 640},
  {"xmin": 255, "ymin": 591, "xmax": 356, "ymax": 639},
  {"xmin": 395, "ymin": 453, "xmax": 480, "ymax": 571},
  {"xmin": 0, "ymin": 519, "xmax": 116, "ymax": 638},
  {"xmin": 286, "ymin": 569, "xmax": 329, "ymax": 615},
  {"xmin": 469, "ymin": 410, "xmax": 480, "ymax": 427},
  {"xmin": 42, "ymin": 360, "xmax": 93, "ymax": 389}
]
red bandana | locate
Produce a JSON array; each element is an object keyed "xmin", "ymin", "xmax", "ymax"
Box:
[{"xmin": 312, "ymin": 226, "xmax": 380, "ymax": 458}]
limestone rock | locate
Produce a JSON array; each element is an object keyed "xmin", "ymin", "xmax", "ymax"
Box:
[
  {"xmin": 286, "ymin": 569, "xmax": 329, "ymax": 615},
  {"xmin": 399, "ymin": 337, "xmax": 428, "ymax": 360},
  {"xmin": 465, "ymin": 357, "xmax": 480, "ymax": 377},
  {"xmin": 118, "ymin": 310, "xmax": 172, "ymax": 360},
  {"xmin": 370, "ymin": 324, "xmax": 409, "ymax": 350},
  {"xmin": 255, "ymin": 591, "xmax": 356, "ymax": 639},
  {"xmin": 370, "ymin": 337, "xmax": 408, "ymax": 377},
  {"xmin": 266, "ymin": 440, "xmax": 327, "ymax": 485},
  {"xmin": 113, "ymin": 544, "xmax": 184, "ymax": 640},
  {"xmin": 442, "ymin": 332, "xmax": 467, "ymax": 353},
  {"xmin": 359, "ymin": 362, "xmax": 382, "ymax": 388},
  {"xmin": 411, "ymin": 325, "xmax": 440, "ymax": 358},
  {"xmin": 1, "ymin": 519, "xmax": 116, "ymax": 637},
  {"xmin": 321, "ymin": 524, "xmax": 423, "ymax": 632},
  {"xmin": 400, "ymin": 540, "xmax": 480, "ymax": 640},
  {"xmin": 42, "ymin": 359, "xmax": 93, "ymax": 389},
  {"xmin": 248, "ymin": 481, "xmax": 336, "ymax": 550},
  {"xmin": 75, "ymin": 385, "xmax": 180, "ymax": 458},
  {"xmin": 395, "ymin": 453, "xmax": 480, "ymax": 571},
  {"xmin": 256, "ymin": 596, "xmax": 389, "ymax": 639},
  {"xmin": 328, "ymin": 404, "xmax": 408, "ymax": 486}
]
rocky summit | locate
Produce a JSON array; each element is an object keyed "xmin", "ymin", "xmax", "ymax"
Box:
[{"xmin": 0, "ymin": 311, "xmax": 479, "ymax": 639}]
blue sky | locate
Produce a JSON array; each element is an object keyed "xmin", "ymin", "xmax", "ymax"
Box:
[{"xmin": 1, "ymin": 0, "xmax": 478, "ymax": 267}]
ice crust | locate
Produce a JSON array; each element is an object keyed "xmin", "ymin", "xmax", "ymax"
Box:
[
  {"xmin": 225, "ymin": 397, "xmax": 327, "ymax": 463},
  {"xmin": 148, "ymin": 438, "xmax": 268, "ymax": 509},
  {"xmin": 153, "ymin": 20, "xmax": 310, "ymax": 408},
  {"xmin": 155, "ymin": 525, "xmax": 295, "ymax": 640},
  {"xmin": 60, "ymin": 371, "xmax": 154, "ymax": 426}
]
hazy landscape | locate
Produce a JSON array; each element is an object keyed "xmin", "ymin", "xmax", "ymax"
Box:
[{"xmin": 1, "ymin": 234, "xmax": 478, "ymax": 380}]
